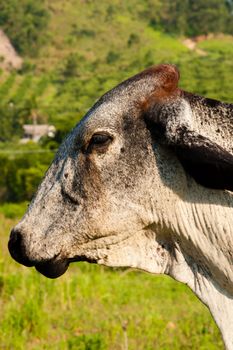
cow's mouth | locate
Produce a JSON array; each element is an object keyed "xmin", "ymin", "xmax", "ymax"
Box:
[
  {"xmin": 35, "ymin": 256, "xmax": 97, "ymax": 279},
  {"xmin": 35, "ymin": 259, "xmax": 69, "ymax": 279},
  {"xmin": 8, "ymin": 227, "xmax": 98, "ymax": 279},
  {"xmin": 8, "ymin": 229, "xmax": 69, "ymax": 279}
]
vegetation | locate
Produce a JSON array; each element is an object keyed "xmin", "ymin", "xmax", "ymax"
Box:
[
  {"xmin": 0, "ymin": 211, "xmax": 224, "ymax": 349},
  {"xmin": 0, "ymin": 0, "xmax": 49, "ymax": 56},
  {"xmin": 0, "ymin": 143, "xmax": 54, "ymax": 202},
  {"xmin": 157, "ymin": 0, "xmax": 233, "ymax": 36}
]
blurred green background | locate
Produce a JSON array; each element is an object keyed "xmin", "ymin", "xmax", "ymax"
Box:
[{"xmin": 0, "ymin": 0, "xmax": 232, "ymax": 348}]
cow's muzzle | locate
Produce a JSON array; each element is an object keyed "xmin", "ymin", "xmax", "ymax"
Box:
[{"xmin": 8, "ymin": 227, "xmax": 69, "ymax": 278}]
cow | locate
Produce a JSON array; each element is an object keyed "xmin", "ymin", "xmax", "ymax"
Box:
[{"xmin": 8, "ymin": 64, "xmax": 233, "ymax": 349}]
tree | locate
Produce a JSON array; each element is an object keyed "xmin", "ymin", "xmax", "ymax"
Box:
[
  {"xmin": 0, "ymin": 0, "xmax": 49, "ymax": 56},
  {"xmin": 158, "ymin": 0, "xmax": 233, "ymax": 36},
  {"xmin": 187, "ymin": 0, "xmax": 231, "ymax": 36},
  {"xmin": 0, "ymin": 104, "xmax": 22, "ymax": 142},
  {"xmin": 62, "ymin": 53, "xmax": 79, "ymax": 78}
]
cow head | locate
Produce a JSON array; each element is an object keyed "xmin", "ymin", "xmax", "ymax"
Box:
[
  {"xmin": 8, "ymin": 64, "xmax": 232, "ymax": 281},
  {"xmin": 8, "ymin": 64, "xmax": 183, "ymax": 277}
]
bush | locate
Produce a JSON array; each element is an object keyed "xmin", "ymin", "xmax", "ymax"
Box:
[
  {"xmin": 0, "ymin": 202, "xmax": 28, "ymax": 218},
  {"xmin": 127, "ymin": 33, "xmax": 140, "ymax": 47},
  {"xmin": 67, "ymin": 334, "xmax": 107, "ymax": 350},
  {"xmin": 0, "ymin": 146, "xmax": 54, "ymax": 202},
  {"xmin": 62, "ymin": 53, "xmax": 80, "ymax": 78},
  {"xmin": 106, "ymin": 51, "xmax": 120, "ymax": 64},
  {"xmin": 0, "ymin": 104, "xmax": 23, "ymax": 142}
]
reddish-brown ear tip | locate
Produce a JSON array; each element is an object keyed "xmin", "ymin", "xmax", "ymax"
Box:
[
  {"xmin": 139, "ymin": 64, "xmax": 180, "ymax": 111},
  {"xmin": 151, "ymin": 64, "xmax": 180, "ymax": 93}
]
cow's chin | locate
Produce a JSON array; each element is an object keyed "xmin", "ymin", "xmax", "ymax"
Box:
[{"xmin": 35, "ymin": 259, "xmax": 69, "ymax": 279}]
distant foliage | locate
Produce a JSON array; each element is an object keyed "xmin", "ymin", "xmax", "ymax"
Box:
[
  {"xmin": 106, "ymin": 51, "xmax": 120, "ymax": 64},
  {"xmin": 0, "ymin": 104, "xmax": 23, "ymax": 142},
  {"xmin": 127, "ymin": 33, "xmax": 140, "ymax": 47},
  {"xmin": 0, "ymin": 147, "xmax": 53, "ymax": 202},
  {"xmin": 0, "ymin": 0, "xmax": 49, "ymax": 56},
  {"xmin": 157, "ymin": 0, "xmax": 233, "ymax": 36},
  {"xmin": 0, "ymin": 202, "xmax": 28, "ymax": 218},
  {"xmin": 0, "ymin": 97, "xmax": 49, "ymax": 142},
  {"xmin": 62, "ymin": 53, "xmax": 80, "ymax": 78},
  {"xmin": 67, "ymin": 334, "xmax": 106, "ymax": 350}
]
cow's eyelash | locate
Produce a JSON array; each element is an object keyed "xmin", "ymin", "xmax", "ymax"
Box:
[
  {"xmin": 85, "ymin": 133, "xmax": 113, "ymax": 153},
  {"xmin": 90, "ymin": 133, "xmax": 112, "ymax": 145}
]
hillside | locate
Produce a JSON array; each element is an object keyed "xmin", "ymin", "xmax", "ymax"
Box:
[
  {"xmin": 0, "ymin": 30, "xmax": 23, "ymax": 70},
  {"xmin": 0, "ymin": 1, "xmax": 232, "ymax": 126}
]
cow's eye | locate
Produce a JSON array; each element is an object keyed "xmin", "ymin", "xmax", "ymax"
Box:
[
  {"xmin": 87, "ymin": 133, "xmax": 112, "ymax": 152},
  {"xmin": 91, "ymin": 133, "xmax": 111, "ymax": 145}
]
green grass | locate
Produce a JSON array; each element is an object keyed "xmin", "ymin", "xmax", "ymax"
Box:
[{"xmin": 0, "ymin": 208, "xmax": 223, "ymax": 349}]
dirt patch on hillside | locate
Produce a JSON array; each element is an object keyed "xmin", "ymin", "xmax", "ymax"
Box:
[
  {"xmin": 0, "ymin": 30, "xmax": 23, "ymax": 70},
  {"xmin": 182, "ymin": 35, "xmax": 208, "ymax": 56},
  {"xmin": 183, "ymin": 33, "xmax": 233, "ymax": 56}
]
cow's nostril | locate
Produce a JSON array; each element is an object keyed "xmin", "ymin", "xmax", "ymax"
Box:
[
  {"xmin": 8, "ymin": 228, "xmax": 33, "ymax": 267},
  {"xmin": 64, "ymin": 173, "xmax": 68, "ymax": 179},
  {"xmin": 9, "ymin": 229, "xmax": 23, "ymax": 254},
  {"xmin": 9, "ymin": 228, "xmax": 21, "ymax": 245}
]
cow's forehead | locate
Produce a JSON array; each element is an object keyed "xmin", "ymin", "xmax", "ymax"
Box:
[
  {"xmin": 75, "ymin": 99, "xmax": 129, "ymax": 139},
  {"xmin": 68, "ymin": 64, "xmax": 173, "ymax": 142},
  {"xmin": 56, "ymin": 99, "xmax": 128, "ymax": 160}
]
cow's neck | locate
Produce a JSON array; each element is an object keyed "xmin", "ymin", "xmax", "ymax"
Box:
[
  {"xmin": 168, "ymin": 245, "xmax": 233, "ymax": 350},
  {"xmin": 166, "ymin": 182, "xmax": 233, "ymax": 349}
]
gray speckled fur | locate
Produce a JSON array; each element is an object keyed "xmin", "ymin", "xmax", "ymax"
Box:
[{"xmin": 9, "ymin": 64, "xmax": 233, "ymax": 349}]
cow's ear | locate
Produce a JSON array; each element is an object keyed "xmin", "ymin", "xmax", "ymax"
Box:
[
  {"xmin": 141, "ymin": 65, "xmax": 233, "ymax": 191},
  {"xmin": 165, "ymin": 126, "xmax": 233, "ymax": 191}
]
